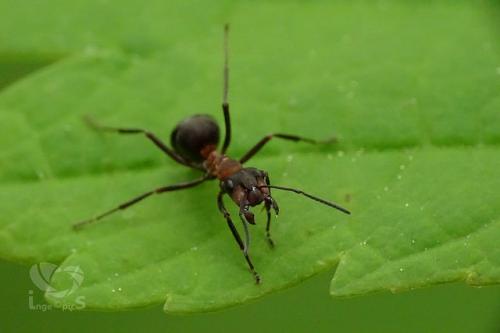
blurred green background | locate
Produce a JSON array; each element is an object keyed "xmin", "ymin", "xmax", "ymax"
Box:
[{"xmin": 1, "ymin": 260, "xmax": 499, "ymax": 332}]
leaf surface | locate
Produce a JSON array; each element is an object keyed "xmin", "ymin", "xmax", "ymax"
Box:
[{"xmin": 0, "ymin": 0, "xmax": 499, "ymax": 313}]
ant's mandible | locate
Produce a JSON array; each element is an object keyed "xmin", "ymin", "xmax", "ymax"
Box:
[{"xmin": 73, "ymin": 24, "xmax": 350, "ymax": 284}]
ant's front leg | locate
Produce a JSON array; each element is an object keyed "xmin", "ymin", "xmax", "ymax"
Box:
[
  {"xmin": 217, "ymin": 192, "xmax": 261, "ymax": 284},
  {"xmin": 264, "ymin": 196, "xmax": 279, "ymax": 248}
]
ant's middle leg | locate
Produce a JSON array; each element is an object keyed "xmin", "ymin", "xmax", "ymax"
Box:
[
  {"xmin": 239, "ymin": 133, "xmax": 336, "ymax": 164},
  {"xmin": 84, "ymin": 116, "xmax": 201, "ymax": 170},
  {"xmin": 73, "ymin": 175, "xmax": 209, "ymax": 230}
]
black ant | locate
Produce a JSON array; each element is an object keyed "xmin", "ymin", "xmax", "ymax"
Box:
[{"xmin": 73, "ymin": 24, "xmax": 350, "ymax": 284}]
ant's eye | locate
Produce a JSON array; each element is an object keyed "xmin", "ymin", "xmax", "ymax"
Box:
[{"xmin": 224, "ymin": 179, "xmax": 234, "ymax": 191}]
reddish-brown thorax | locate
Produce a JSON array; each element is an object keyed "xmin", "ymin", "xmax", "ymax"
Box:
[{"xmin": 202, "ymin": 147, "xmax": 242, "ymax": 180}]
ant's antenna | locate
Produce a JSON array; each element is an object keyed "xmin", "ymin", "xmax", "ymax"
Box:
[{"xmin": 259, "ymin": 185, "xmax": 351, "ymax": 215}]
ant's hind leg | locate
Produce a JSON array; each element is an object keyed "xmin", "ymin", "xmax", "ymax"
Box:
[{"xmin": 84, "ymin": 116, "xmax": 200, "ymax": 170}]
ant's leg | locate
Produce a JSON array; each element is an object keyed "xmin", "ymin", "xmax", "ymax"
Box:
[
  {"xmin": 239, "ymin": 133, "xmax": 336, "ymax": 164},
  {"xmin": 264, "ymin": 200, "xmax": 274, "ymax": 248},
  {"xmin": 221, "ymin": 103, "xmax": 231, "ymax": 153},
  {"xmin": 221, "ymin": 24, "xmax": 231, "ymax": 154},
  {"xmin": 74, "ymin": 175, "xmax": 209, "ymax": 230},
  {"xmin": 264, "ymin": 175, "xmax": 279, "ymax": 248},
  {"xmin": 217, "ymin": 192, "xmax": 261, "ymax": 284},
  {"xmin": 264, "ymin": 197, "xmax": 280, "ymax": 248},
  {"xmin": 238, "ymin": 204, "xmax": 252, "ymax": 252},
  {"xmin": 84, "ymin": 116, "xmax": 200, "ymax": 170}
]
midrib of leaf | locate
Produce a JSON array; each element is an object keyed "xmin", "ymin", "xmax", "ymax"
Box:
[{"xmin": 1, "ymin": 29, "xmax": 499, "ymax": 184}]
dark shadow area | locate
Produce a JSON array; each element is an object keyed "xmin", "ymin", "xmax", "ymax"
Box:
[
  {"xmin": 487, "ymin": 0, "xmax": 500, "ymax": 38},
  {"xmin": 0, "ymin": 53, "xmax": 59, "ymax": 91}
]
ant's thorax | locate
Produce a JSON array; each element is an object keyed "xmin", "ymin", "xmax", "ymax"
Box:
[{"xmin": 203, "ymin": 149, "xmax": 242, "ymax": 180}]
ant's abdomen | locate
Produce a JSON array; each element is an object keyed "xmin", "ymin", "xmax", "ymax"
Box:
[{"xmin": 170, "ymin": 114, "xmax": 220, "ymax": 163}]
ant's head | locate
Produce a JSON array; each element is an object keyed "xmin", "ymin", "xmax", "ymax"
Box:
[
  {"xmin": 220, "ymin": 167, "xmax": 279, "ymax": 225},
  {"xmin": 221, "ymin": 167, "xmax": 271, "ymax": 208},
  {"xmin": 220, "ymin": 167, "xmax": 350, "ymax": 226}
]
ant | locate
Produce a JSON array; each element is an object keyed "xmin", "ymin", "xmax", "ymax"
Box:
[{"xmin": 73, "ymin": 24, "xmax": 350, "ymax": 284}]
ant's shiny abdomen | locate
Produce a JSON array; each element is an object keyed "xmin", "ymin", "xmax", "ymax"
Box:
[{"xmin": 170, "ymin": 114, "xmax": 220, "ymax": 163}]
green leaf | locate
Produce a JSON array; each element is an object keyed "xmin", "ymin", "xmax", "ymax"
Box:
[{"xmin": 0, "ymin": 1, "xmax": 499, "ymax": 313}]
